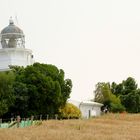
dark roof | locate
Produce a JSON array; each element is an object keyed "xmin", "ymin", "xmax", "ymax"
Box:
[{"xmin": 1, "ymin": 20, "xmax": 23, "ymax": 34}]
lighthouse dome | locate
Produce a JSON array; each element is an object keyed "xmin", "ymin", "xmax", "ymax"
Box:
[
  {"xmin": 1, "ymin": 18, "xmax": 24, "ymax": 39},
  {"xmin": 0, "ymin": 18, "xmax": 25, "ymax": 48}
]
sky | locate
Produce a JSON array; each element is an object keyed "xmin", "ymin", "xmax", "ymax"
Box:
[{"xmin": 0, "ymin": 0, "xmax": 140, "ymax": 101}]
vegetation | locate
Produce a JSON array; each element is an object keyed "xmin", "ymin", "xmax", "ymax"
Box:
[
  {"xmin": 59, "ymin": 103, "xmax": 81, "ymax": 119},
  {"xmin": 0, "ymin": 63, "xmax": 72, "ymax": 117},
  {"xmin": 111, "ymin": 77, "xmax": 140, "ymax": 113},
  {"xmin": 94, "ymin": 82, "xmax": 125, "ymax": 112},
  {"xmin": 0, "ymin": 72, "xmax": 15, "ymax": 116},
  {"xmin": 0, "ymin": 62, "xmax": 140, "ymax": 117},
  {"xmin": 0, "ymin": 114, "xmax": 140, "ymax": 140},
  {"xmin": 94, "ymin": 77, "xmax": 140, "ymax": 113}
]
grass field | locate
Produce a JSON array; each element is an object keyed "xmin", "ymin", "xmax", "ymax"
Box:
[{"xmin": 0, "ymin": 113, "xmax": 140, "ymax": 140}]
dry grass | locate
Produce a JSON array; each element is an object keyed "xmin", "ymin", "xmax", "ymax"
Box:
[{"xmin": 0, "ymin": 113, "xmax": 140, "ymax": 140}]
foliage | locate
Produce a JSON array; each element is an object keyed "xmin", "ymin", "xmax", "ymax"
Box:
[
  {"xmin": 120, "ymin": 90, "xmax": 140, "ymax": 113},
  {"xmin": 94, "ymin": 77, "xmax": 140, "ymax": 113},
  {"xmin": 7, "ymin": 63, "xmax": 72, "ymax": 117},
  {"xmin": 59, "ymin": 103, "xmax": 81, "ymax": 119},
  {"xmin": 0, "ymin": 72, "xmax": 15, "ymax": 116},
  {"xmin": 110, "ymin": 103, "xmax": 125, "ymax": 113},
  {"xmin": 94, "ymin": 82, "xmax": 125, "ymax": 112},
  {"xmin": 111, "ymin": 77, "xmax": 140, "ymax": 113},
  {"xmin": 94, "ymin": 82, "xmax": 111, "ymax": 104}
]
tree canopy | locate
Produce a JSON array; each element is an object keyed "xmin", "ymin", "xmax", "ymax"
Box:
[
  {"xmin": 0, "ymin": 72, "xmax": 15, "ymax": 116},
  {"xmin": 111, "ymin": 77, "xmax": 140, "ymax": 113},
  {"xmin": 59, "ymin": 103, "xmax": 81, "ymax": 119},
  {"xmin": 94, "ymin": 77, "xmax": 140, "ymax": 113},
  {"xmin": 94, "ymin": 82, "xmax": 125, "ymax": 112},
  {"xmin": 0, "ymin": 63, "xmax": 72, "ymax": 117}
]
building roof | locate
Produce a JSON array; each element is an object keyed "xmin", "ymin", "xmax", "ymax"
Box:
[
  {"xmin": 68, "ymin": 99, "xmax": 103, "ymax": 107},
  {"xmin": 80, "ymin": 100, "xmax": 103, "ymax": 106}
]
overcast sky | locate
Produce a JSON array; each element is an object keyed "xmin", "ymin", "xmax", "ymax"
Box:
[{"xmin": 1, "ymin": 0, "xmax": 140, "ymax": 101}]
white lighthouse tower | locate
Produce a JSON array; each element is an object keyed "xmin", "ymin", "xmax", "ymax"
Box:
[{"xmin": 0, "ymin": 18, "xmax": 34, "ymax": 71}]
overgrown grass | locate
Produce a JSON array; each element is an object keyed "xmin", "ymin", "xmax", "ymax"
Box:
[{"xmin": 0, "ymin": 113, "xmax": 140, "ymax": 140}]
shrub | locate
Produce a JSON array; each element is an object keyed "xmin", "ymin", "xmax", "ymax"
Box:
[{"xmin": 59, "ymin": 103, "xmax": 81, "ymax": 119}]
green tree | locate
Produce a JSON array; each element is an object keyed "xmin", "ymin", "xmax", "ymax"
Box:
[
  {"xmin": 120, "ymin": 90, "xmax": 140, "ymax": 113},
  {"xmin": 0, "ymin": 72, "xmax": 15, "ymax": 116},
  {"xmin": 111, "ymin": 77, "xmax": 140, "ymax": 113},
  {"xmin": 94, "ymin": 82, "xmax": 125, "ymax": 112},
  {"xmin": 111, "ymin": 77, "xmax": 137, "ymax": 96},
  {"xmin": 94, "ymin": 82, "xmax": 111, "ymax": 104},
  {"xmin": 9, "ymin": 63, "xmax": 72, "ymax": 117},
  {"xmin": 123, "ymin": 77, "xmax": 137, "ymax": 95},
  {"xmin": 111, "ymin": 82, "xmax": 123, "ymax": 97}
]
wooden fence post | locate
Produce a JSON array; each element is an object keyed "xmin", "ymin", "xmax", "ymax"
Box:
[
  {"xmin": 23, "ymin": 118, "xmax": 26, "ymax": 127},
  {"xmin": 40, "ymin": 115, "xmax": 42, "ymax": 121},
  {"xmin": 17, "ymin": 116, "xmax": 21, "ymax": 128},
  {"xmin": 46, "ymin": 114, "xmax": 49, "ymax": 120},
  {"xmin": 55, "ymin": 114, "xmax": 58, "ymax": 120},
  {"xmin": 0, "ymin": 118, "xmax": 2, "ymax": 127},
  {"xmin": 11, "ymin": 118, "xmax": 13, "ymax": 123},
  {"xmin": 31, "ymin": 116, "xmax": 34, "ymax": 125}
]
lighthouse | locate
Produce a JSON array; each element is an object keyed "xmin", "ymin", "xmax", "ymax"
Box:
[{"xmin": 0, "ymin": 18, "xmax": 34, "ymax": 71}]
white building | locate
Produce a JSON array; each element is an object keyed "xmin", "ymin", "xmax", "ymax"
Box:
[
  {"xmin": 68, "ymin": 100, "xmax": 103, "ymax": 119},
  {"xmin": 0, "ymin": 18, "xmax": 34, "ymax": 71}
]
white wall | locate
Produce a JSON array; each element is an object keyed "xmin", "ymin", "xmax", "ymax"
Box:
[
  {"xmin": 0, "ymin": 48, "xmax": 34, "ymax": 71},
  {"xmin": 68, "ymin": 100, "xmax": 103, "ymax": 119},
  {"xmin": 80, "ymin": 104, "xmax": 102, "ymax": 119}
]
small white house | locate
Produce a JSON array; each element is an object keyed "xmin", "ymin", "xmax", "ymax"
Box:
[{"xmin": 68, "ymin": 100, "xmax": 103, "ymax": 119}]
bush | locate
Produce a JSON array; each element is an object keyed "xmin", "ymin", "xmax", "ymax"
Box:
[
  {"xmin": 110, "ymin": 103, "xmax": 125, "ymax": 113},
  {"xmin": 59, "ymin": 103, "xmax": 81, "ymax": 119}
]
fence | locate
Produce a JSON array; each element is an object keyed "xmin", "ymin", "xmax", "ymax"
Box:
[{"xmin": 0, "ymin": 114, "xmax": 59, "ymax": 129}]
